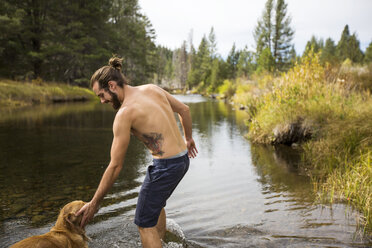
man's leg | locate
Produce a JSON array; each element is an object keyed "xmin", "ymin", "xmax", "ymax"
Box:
[
  {"xmin": 138, "ymin": 208, "xmax": 166, "ymax": 248},
  {"xmin": 138, "ymin": 226, "xmax": 162, "ymax": 248},
  {"xmin": 156, "ymin": 208, "xmax": 166, "ymax": 240}
]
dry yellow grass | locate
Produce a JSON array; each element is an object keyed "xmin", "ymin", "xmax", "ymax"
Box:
[{"xmin": 234, "ymin": 52, "xmax": 372, "ymax": 232}]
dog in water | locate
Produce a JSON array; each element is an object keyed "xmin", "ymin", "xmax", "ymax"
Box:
[{"xmin": 10, "ymin": 200, "xmax": 89, "ymax": 248}]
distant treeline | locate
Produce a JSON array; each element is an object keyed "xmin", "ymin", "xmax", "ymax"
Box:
[
  {"xmin": 156, "ymin": 0, "xmax": 372, "ymax": 92},
  {"xmin": 1, "ymin": 0, "xmax": 371, "ymax": 89},
  {"xmin": 0, "ymin": 0, "xmax": 156, "ymax": 86}
]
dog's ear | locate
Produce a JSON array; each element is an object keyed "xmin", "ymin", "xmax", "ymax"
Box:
[
  {"xmin": 64, "ymin": 212, "xmax": 79, "ymax": 231},
  {"xmin": 64, "ymin": 213, "xmax": 90, "ymax": 241}
]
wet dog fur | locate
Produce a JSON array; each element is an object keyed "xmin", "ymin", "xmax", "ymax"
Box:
[{"xmin": 10, "ymin": 200, "xmax": 89, "ymax": 248}]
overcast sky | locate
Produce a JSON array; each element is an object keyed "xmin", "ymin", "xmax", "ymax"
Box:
[{"xmin": 138, "ymin": 0, "xmax": 372, "ymax": 58}]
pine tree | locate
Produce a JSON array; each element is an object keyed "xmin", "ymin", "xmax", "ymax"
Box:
[
  {"xmin": 187, "ymin": 35, "xmax": 210, "ymax": 89},
  {"xmin": 237, "ymin": 46, "xmax": 255, "ymax": 78},
  {"xmin": 208, "ymin": 27, "xmax": 218, "ymax": 59},
  {"xmin": 0, "ymin": 2, "xmax": 28, "ymax": 78},
  {"xmin": 348, "ymin": 34, "xmax": 364, "ymax": 63},
  {"xmin": 321, "ymin": 38, "xmax": 338, "ymax": 65},
  {"xmin": 273, "ymin": 0, "xmax": 294, "ymax": 70},
  {"xmin": 364, "ymin": 41, "xmax": 372, "ymax": 64},
  {"xmin": 0, "ymin": 0, "xmax": 158, "ymax": 85},
  {"xmin": 209, "ymin": 58, "xmax": 220, "ymax": 92},
  {"xmin": 303, "ymin": 36, "xmax": 324, "ymax": 57},
  {"xmin": 226, "ymin": 43, "xmax": 240, "ymax": 79},
  {"xmin": 256, "ymin": 47, "xmax": 275, "ymax": 73},
  {"xmin": 254, "ymin": 0, "xmax": 274, "ymax": 55},
  {"xmin": 336, "ymin": 25, "xmax": 364, "ymax": 63},
  {"xmin": 254, "ymin": 0, "xmax": 294, "ymax": 72},
  {"xmin": 337, "ymin": 25, "xmax": 351, "ymax": 62},
  {"xmin": 154, "ymin": 46, "xmax": 173, "ymax": 84}
]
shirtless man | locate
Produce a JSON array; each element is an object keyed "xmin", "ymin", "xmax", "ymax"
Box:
[{"xmin": 76, "ymin": 57, "xmax": 198, "ymax": 248}]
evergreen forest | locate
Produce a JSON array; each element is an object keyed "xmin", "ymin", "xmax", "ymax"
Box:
[{"xmin": 1, "ymin": 0, "xmax": 371, "ymax": 90}]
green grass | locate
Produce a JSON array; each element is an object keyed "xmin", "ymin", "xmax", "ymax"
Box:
[
  {"xmin": 0, "ymin": 79, "xmax": 95, "ymax": 107},
  {"xmin": 233, "ymin": 53, "xmax": 372, "ymax": 232}
]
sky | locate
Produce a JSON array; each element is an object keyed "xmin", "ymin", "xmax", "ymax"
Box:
[{"xmin": 138, "ymin": 0, "xmax": 372, "ymax": 58}]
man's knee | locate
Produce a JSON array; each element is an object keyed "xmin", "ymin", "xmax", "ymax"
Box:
[
  {"xmin": 138, "ymin": 226, "xmax": 162, "ymax": 248},
  {"xmin": 156, "ymin": 209, "xmax": 166, "ymax": 239}
]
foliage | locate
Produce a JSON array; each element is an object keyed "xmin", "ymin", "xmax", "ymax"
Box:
[
  {"xmin": 217, "ymin": 79, "xmax": 236, "ymax": 99},
  {"xmin": 0, "ymin": 0, "xmax": 157, "ymax": 86},
  {"xmin": 235, "ymin": 51, "xmax": 372, "ymax": 230},
  {"xmin": 337, "ymin": 61, "xmax": 372, "ymax": 91},
  {"xmin": 303, "ymin": 25, "xmax": 366, "ymax": 67},
  {"xmin": 187, "ymin": 35, "xmax": 210, "ymax": 89},
  {"xmin": 254, "ymin": 0, "xmax": 274, "ymax": 55},
  {"xmin": 0, "ymin": 79, "xmax": 95, "ymax": 107},
  {"xmin": 364, "ymin": 41, "xmax": 372, "ymax": 64},
  {"xmin": 306, "ymin": 115, "xmax": 372, "ymax": 232},
  {"xmin": 303, "ymin": 36, "xmax": 323, "ymax": 57},
  {"xmin": 154, "ymin": 46, "xmax": 173, "ymax": 84},
  {"xmin": 248, "ymin": 52, "xmax": 325, "ymax": 143},
  {"xmin": 320, "ymin": 38, "xmax": 338, "ymax": 65},
  {"xmin": 254, "ymin": 0, "xmax": 294, "ymax": 72},
  {"xmin": 336, "ymin": 25, "xmax": 364, "ymax": 64},
  {"xmin": 236, "ymin": 47, "xmax": 256, "ymax": 78},
  {"xmin": 226, "ymin": 43, "xmax": 240, "ymax": 79},
  {"xmin": 256, "ymin": 47, "xmax": 275, "ymax": 73}
]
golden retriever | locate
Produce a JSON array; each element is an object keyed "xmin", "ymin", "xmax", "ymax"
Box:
[{"xmin": 10, "ymin": 200, "xmax": 89, "ymax": 248}]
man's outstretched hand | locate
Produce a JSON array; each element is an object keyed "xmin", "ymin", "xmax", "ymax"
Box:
[
  {"xmin": 75, "ymin": 201, "xmax": 99, "ymax": 228},
  {"xmin": 186, "ymin": 138, "xmax": 198, "ymax": 158}
]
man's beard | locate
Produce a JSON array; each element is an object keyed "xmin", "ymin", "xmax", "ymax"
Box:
[{"xmin": 108, "ymin": 89, "xmax": 121, "ymax": 110}]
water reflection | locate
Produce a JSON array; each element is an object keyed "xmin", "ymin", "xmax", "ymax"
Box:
[
  {"xmin": 169, "ymin": 97, "xmax": 370, "ymax": 247},
  {"xmin": 251, "ymin": 144, "xmax": 314, "ymax": 200},
  {"xmin": 0, "ymin": 103, "xmax": 148, "ymax": 228},
  {"xmin": 0, "ymin": 97, "xmax": 370, "ymax": 247}
]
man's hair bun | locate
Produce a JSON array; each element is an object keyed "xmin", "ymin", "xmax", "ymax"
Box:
[{"xmin": 108, "ymin": 56, "xmax": 123, "ymax": 71}]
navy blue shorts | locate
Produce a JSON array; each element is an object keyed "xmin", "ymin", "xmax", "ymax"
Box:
[{"xmin": 134, "ymin": 152, "xmax": 189, "ymax": 228}]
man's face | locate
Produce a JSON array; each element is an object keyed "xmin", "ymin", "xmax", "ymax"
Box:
[{"xmin": 92, "ymin": 81, "xmax": 121, "ymax": 110}]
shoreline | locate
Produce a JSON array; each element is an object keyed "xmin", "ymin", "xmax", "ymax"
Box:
[
  {"xmin": 195, "ymin": 56, "xmax": 372, "ymax": 234},
  {"xmin": 0, "ymin": 79, "xmax": 96, "ymax": 107},
  {"xmin": 2, "ymin": 76, "xmax": 371, "ymax": 234}
]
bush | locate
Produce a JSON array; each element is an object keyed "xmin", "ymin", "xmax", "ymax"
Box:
[
  {"xmin": 217, "ymin": 79, "xmax": 236, "ymax": 99},
  {"xmin": 243, "ymin": 51, "xmax": 372, "ymax": 231}
]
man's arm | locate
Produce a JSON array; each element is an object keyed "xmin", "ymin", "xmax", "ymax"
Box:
[
  {"xmin": 163, "ymin": 90, "xmax": 198, "ymax": 158},
  {"xmin": 76, "ymin": 108, "xmax": 131, "ymax": 227}
]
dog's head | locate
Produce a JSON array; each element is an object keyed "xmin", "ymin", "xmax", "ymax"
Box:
[{"xmin": 54, "ymin": 200, "xmax": 88, "ymax": 240}]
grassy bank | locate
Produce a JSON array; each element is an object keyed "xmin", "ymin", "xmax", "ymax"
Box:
[
  {"xmin": 0, "ymin": 79, "xmax": 95, "ymax": 107},
  {"xmin": 225, "ymin": 54, "xmax": 372, "ymax": 232}
]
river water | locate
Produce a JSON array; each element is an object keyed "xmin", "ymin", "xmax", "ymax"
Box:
[{"xmin": 0, "ymin": 95, "xmax": 370, "ymax": 247}]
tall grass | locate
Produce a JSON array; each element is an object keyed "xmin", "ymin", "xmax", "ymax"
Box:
[
  {"xmin": 234, "ymin": 53, "xmax": 372, "ymax": 232},
  {"xmin": 0, "ymin": 79, "xmax": 95, "ymax": 107}
]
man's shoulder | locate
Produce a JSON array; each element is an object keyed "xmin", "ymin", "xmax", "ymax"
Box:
[
  {"xmin": 137, "ymin": 84, "xmax": 164, "ymax": 93},
  {"xmin": 115, "ymin": 106, "xmax": 134, "ymax": 123}
]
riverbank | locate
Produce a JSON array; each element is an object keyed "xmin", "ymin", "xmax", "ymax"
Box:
[
  {"xmin": 0, "ymin": 79, "xmax": 95, "ymax": 107},
  {"xmin": 212, "ymin": 54, "xmax": 372, "ymax": 233},
  {"xmin": 1, "ymin": 94, "xmax": 370, "ymax": 247}
]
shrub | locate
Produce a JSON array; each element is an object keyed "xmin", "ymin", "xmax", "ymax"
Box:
[
  {"xmin": 218, "ymin": 79, "xmax": 236, "ymax": 99},
  {"xmin": 243, "ymin": 51, "xmax": 372, "ymax": 231}
]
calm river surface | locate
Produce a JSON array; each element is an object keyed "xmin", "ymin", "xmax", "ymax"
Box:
[{"xmin": 0, "ymin": 95, "xmax": 370, "ymax": 247}]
